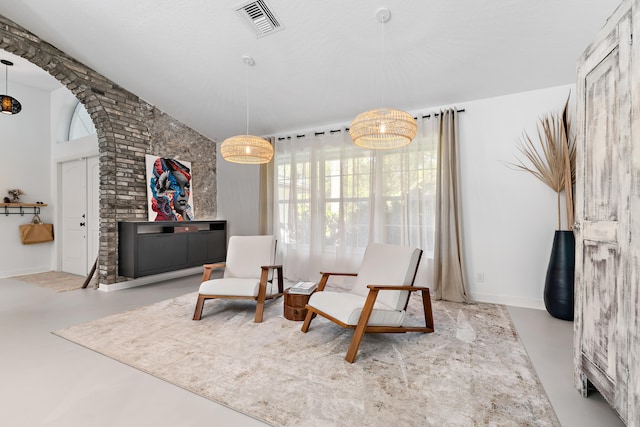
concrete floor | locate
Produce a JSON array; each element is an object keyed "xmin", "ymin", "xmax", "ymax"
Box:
[
  {"xmin": 0, "ymin": 276, "xmax": 624, "ymax": 427},
  {"xmin": 507, "ymin": 306, "xmax": 624, "ymax": 427}
]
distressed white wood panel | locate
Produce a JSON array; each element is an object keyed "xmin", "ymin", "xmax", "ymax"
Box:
[
  {"xmin": 584, "ymin": 49, "xmax": 619, "ymax": 222},
  {"xmin": 575, "ymin": 1, "xmax": 636, "ymax": 424},
  {"xmin": 581, "ymin": 241, "xmax": 618, "ymax": 378},
  {"xmin": 582, "ymin": 219, "xmax": 618, "ymax": 243},
  {"xmin": 626, "ymin": 2, "xmax": 640, "ymax": 424}
]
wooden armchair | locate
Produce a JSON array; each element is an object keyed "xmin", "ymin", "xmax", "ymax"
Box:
[
  {"xmin": 301, "ymin": 243, "xmax": 434, "ymax": 362},
  {"xmin": 192, "ymin": 235, "xmax": 283, "ymax": 323}
]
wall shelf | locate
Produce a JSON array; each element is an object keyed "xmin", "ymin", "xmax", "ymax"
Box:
[{"xmin": 0, "ymin": 203, "xmax": 48, "ymax": 216}]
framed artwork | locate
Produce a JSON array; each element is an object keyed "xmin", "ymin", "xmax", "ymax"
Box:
[{"xmin": 145, "ymin": 154, "xmax": 195, "ymax": 221}]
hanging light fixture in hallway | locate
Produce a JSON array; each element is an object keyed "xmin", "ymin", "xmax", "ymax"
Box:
[
  {"xmin": 1, "ymin": 59, "xmax": 22, "ymax": 115},
  {"xmin": 220, "ymin": 55, "xmax": 273, "ymax": 164},
  {"xmin": 349, "ymin": 8, "xmax": 416, "ymax": 149}
]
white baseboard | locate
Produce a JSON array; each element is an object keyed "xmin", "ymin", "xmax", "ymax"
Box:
[
  {"xmin": 98, "ymin": 267, "xmax": 203, "ymax": 292},
  {"xmin": 469, "ymin": 291, "xmax": 546, "ymax": 311},
  {"xmin": 0, "ymin": 266, "xmax": 54, "ymax": 279}
]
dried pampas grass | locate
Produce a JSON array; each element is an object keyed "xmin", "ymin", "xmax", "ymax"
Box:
[{"xmin": 509, "ymin": 94, "xmax": 575, "ymax": 230}]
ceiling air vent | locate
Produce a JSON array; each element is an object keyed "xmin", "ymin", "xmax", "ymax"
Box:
[{"xmin": 236, "ymin": 0, "xmax": 283, "ymax": 38}]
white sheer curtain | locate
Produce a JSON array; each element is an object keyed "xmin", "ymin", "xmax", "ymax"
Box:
[{"xmin": 273, "ymin": 117, "xmax": 439, "ymax": 287}]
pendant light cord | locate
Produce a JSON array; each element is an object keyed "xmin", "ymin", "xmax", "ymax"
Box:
[
  {"xmin": 379, "ymin": 17, "xmax": 384, "ymax": 109},
  {"xmin": 245, "ymin": 61, "xmax": 250, "ymax": 135}
]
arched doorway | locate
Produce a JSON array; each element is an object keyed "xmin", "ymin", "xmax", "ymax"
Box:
[
  {"xmin": 0, "ymin": 17, "xmax": 149, "ymax": 285},
  {"xmin": 1, "ymin": 13, "xmax": 217, "ymax": 286}
]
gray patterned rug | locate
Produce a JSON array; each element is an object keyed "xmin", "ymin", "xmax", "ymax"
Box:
[{"xmin": 55, "ymin": 292, "xmax": 559, "ymax": 426}]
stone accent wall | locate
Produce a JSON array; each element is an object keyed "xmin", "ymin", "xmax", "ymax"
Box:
[{"xmin": 0, "ymin": 14, "xmax": 217, "ymax": 285}]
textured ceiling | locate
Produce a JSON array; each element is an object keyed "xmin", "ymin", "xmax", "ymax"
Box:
[{"xmin": 0, "ymin": 0, "xmax": 621, "ymax": 141}]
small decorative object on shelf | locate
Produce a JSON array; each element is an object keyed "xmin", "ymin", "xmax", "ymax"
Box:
[
  {"xmin": 3, "ymin": 197, "xmax": 9, "ymax": 203},
  {"xmin": 174, "ymin": 225, "xmax": 199, "ymax": 233},
  {"xmin": 7, "ymin": 189, "xmax": 24, "ymax": 203},
  {"xmin": 287, "ymin": 281, "xmax": 318, "ymax": 295}
]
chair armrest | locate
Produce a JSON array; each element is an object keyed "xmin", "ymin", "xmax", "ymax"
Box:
[
  {"xmin": 260, "ymin": 265, "xmax": 284, "ymax": 294},
  {"xmin": 366, "ymin": 285, "xmax": 429, "ymax": 292},
  {"xmin": 319, "ymin": 272, "xmax": 358, "ymax": 277},
  {"xmin": 201, "ymin": 262, "xmax": 226, "ymax": 281},
  {"xmin": 316, "ymin": 271, "xmax": 357, "ymax": 292},
  {"xmin": 366, "ymin": 285, "xmax": 431, "ymax": 312},
  {"xmin": 203, "ymin": 262, "xmax": 226, "ymax": 270}
]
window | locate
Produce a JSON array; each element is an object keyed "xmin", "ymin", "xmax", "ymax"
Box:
[
  {"xmin": 274, "ymin": 119, "xmax": 438, "ymax": 282},
  {"xmin": 68, "ymin": 100, "xmax": 96, "ymax": 141}
]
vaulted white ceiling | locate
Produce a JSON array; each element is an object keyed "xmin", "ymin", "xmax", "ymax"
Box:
[{"xmin": 0, "ymin": 0, "xmax": 621, "ymax": 142}]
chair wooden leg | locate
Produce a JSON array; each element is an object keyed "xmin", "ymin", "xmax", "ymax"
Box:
[
  {"xmin": 276, "ymin": 266, "xmax": 284, "ymax": 294},
  {"xmin": 345, "ymin": 289, "xmax": 379, "ymax": 363},
  {"xmin": 255, "ymin": 299, "xmax": 265, "ymax": 323},
  {"xmin": 301, "ymin": 307, "xmax": 315, "ymax": 332},
  {"xmin": 345, "ymin": 328, "xmax": 366, "ymax": 363},
  {"xmin": 193, "ymin": 294, "xmax": 206, "ymax": 320},
  {"xmin": 422, "ymin": 289, "xmax": 434, "ymax": 331},
  {"xmin": 254, "ymin": 269, "xmax": 269, "ymax": 323}
]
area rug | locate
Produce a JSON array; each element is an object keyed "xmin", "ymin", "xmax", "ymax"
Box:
[
  {"xmin": 13, "ymin": 271, "xmax": 89, "ymax": 292},
  {"xmin": 55, "ymin": 292, "xmax": 559, "ymax": 426}
]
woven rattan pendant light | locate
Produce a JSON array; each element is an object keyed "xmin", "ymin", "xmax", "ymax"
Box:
[
  {"xmin": 220, "ymin": 56, "xmax": 273, "ymax": 164},
  {"xmin": 349, "ymin": 8, "xmax": 416, "ymax": 149}
]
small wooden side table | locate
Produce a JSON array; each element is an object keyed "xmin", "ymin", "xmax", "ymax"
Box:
[{"xmin": 283, "ymin": 288, "xmax": 314, "ymax": 321}]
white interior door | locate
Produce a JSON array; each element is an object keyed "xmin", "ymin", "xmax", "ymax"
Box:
[{"xmin": 61, "ymin": 157, "xmax": 99, "ymax": 275}]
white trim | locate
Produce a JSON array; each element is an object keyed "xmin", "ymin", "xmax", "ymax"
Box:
[
  {"xmin": 0, "ymin": 267, "xmax": 53, "ymax": 279},
  {"xmin": 98, "ymin": 267, "xmax": 203, "ymax": 292},
  {"xmin": 52, "ymin": 148, "xmax": 99, "ymax": 164},
  {"xmin": 469, "ymin": 291, "xmax": 546, "ymax": 311}
]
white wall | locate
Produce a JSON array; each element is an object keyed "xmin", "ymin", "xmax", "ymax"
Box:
[
  {"xmin": 215, "ymin": 143, "xmax": 261, "ymax": 237},
  {"xmin": 216, "ymin": 83, "xmax": 575, "ymax": 309},
  {"xmin": 0, "ymin": 84, "xmax": 97, "ymax": 278},
  {"xmin": 0, "ymin": 81, "xmax": 54, "ymax": 277},
  {"xmin": 459, "ymin": 84, "xmax": 574, "ymax": 309}
]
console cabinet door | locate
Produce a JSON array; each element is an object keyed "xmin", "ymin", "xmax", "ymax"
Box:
[
  {"xmin": 138, "ymin": 233, "xmax": 189, "ymax": 276},
  {"xmin": 187, "ymin": 230, "xmax": 226, "ymax": 264}
]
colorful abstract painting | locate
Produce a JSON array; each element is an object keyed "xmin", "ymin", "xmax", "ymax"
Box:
[{"xmin": 145, "ymin": 155, "xmax": 195, "ymax": 221}]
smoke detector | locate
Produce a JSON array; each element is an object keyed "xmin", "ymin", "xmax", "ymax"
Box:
[{"xmin": 235, "ymin": 0, "xmax": 284, "ymax": 38}]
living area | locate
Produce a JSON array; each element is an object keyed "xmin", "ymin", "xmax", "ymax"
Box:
[{"xmin": 0, "ymin": 1, "xmax": 637, "ymax": 426}]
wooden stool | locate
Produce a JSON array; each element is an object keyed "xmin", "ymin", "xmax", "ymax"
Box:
[{"xmin": 283, "ymin": 288, "xmax": 314, "ymax": 321}]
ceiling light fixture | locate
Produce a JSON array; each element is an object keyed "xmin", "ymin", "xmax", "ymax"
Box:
[
  {"xmin": 1, "ymin": 59, "xmax": 22, "ymax": 115},
  {"xmin": 220, "ymin": 55, "xmax": 273, "ymax": 164},
  {"xmin": 349, "ymin": 8, "xmax": 416, "ymax": 149}
]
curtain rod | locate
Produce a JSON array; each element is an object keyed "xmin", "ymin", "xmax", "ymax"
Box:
[
  {"xmin": 419, "ymin": 108, "xmax": 465, "ymax": 119},
  {"xmin": 275, "ymin": 108, "xmax": 465, "ymax": 141}
]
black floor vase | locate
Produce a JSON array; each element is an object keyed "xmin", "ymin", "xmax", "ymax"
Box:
[{"xmin": 544, "ymin": 230, "xmax": 575, "ymax": 321}]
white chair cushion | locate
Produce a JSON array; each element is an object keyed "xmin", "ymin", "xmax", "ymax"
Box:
[
  {"xmin": 224, "ymin": 235, "xmax": 276, "ymax": 279},
  {"xmin": 199, "ymin": 278, "xmax": 273, "ymax": 297},
  {"xmin": 353, "ymin": 243, "xmax": 421, "ymax": 311},
  {"xmin": 308, "ymin": 291, "xmax": 405, "ymax": 327}
]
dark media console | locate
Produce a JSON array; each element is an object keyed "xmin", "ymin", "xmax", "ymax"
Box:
[{"xmin": 118, "ymin": 220, "xmax": 227, "ymax": 278}]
